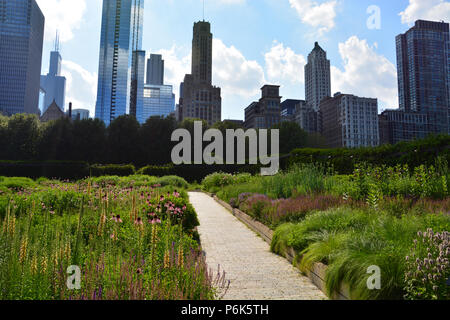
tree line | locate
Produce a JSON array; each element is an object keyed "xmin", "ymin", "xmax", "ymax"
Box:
[{"xmin": 0, "ymin": 114, "xmax": 325, "ymax": 166}]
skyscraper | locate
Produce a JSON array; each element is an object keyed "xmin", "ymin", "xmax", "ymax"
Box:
[
  {"xmin": 40, "ymin": 36, "xmax": 66, "ymax": 113},
  {"xmin": 146, "ymin": 54, "xmax": 164, "ymax": 85},
  {"xmin": 0, "ymin": 0, "xmax": 44, "ymax": 116},
  {"xmin": 177, "ymin": 21, "xmax": 221, "ymax": 126},
  {"xmin": 305, "ymin": 42, "xmax": 331, "ymax": 112},
  {"xmin": 396, "ymin": 20, "xmax": 449, "ymax": 136},
  {"xmin": 95, "ymin": 0, "xmax": 144, "ymax": 126},
  {"xmin": 139, "ymin": 54, "xmax": 175, "ymax": 123}
]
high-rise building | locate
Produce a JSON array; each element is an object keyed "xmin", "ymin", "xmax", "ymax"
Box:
[
  {"xmin": 40, "ymin": 37, "xmax": 66, "ymax": 113},
  {"xmin": 305, "ymin": 42, "xmax": 331, "ymax": 112},
  {"xmin": 71, "ymin": 109, "xmax": 90, "ymax": 121},
  {"xmin": 146, "ymin": 54, "xmax": 164, "ymax": 85},
  {"xmin": 320, "ymin": 93, "xmax": 379, "ymax": 148},
  {"xmin": 244, "ymin": 85, "xmax": 281, "ymax": 129},
  {"xmin": 177, "ymin": 21, "xmax": 222, "ymax": 126},
  {"xmin": 139, "ymin": 53, "xmax": 175, "ymax": 123},
  {"xmin": 0, "ymin": 0, "xmax": 44, "ymax": 116},
  {"xmin": 95, "ymin": 0, "xmax": 144, "ymax": 126},
  {"xmin": 281, "ymin": 99, "xmax": 302, "ymax": 122},
  {"xmin": 140, "ymin": 84, "xmax": 175, "ymax": 123},
  {"xmin": 393, "ymin": 20, "xmax": 450, "ymax": 140}
]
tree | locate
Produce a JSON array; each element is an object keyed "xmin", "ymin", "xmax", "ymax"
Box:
[
  {"xmin": 138, "ymin": 116, "xmax": 177, "ymax": 166},
  {"xmin": 71, "ymin": 118, "xmax": 107, "ymax": 163},
  {"xmin": 107, "ymin": 115, "xmax": 140, "ymax": 164},
  {"xmin": 7, "ymin": 114, "xmax": 41, "ymax": 160},
  {"xmin": 273, "ymin": 121, "xmax": 308, "ymax": 154},
  {"xmin": 38, "ymin": 118, "xmax": 73, "ymax": 161}
]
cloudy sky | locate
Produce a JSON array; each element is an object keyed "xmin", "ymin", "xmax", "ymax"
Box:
[{"xmin": 35, "ymin": 0, "xmax": 450, "ymax": 120}]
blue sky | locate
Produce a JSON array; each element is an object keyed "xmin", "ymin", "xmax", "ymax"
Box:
[{"xmin": 35, "ymin": 0, "xmax": 450, "ymax": 120}]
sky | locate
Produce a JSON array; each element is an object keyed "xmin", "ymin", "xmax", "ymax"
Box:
[{"xmin": 35, "ymin": 0, "xmax": 450, "ymax": 120}]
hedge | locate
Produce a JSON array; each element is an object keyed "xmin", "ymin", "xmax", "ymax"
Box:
[
  {"xmin": 89, "ymin": 164, "xmax": 136, "ymax": 177},
  {"xmin": 0, "ymin": 161, "xmax": 89, "ymax": 180},
  {"xmin": 138, "ymin": 163, "xmax": 262, "ymax": 183},
  {"xmin": 288, "ymin": 134, "xmax": 450, "ymax": 174}
]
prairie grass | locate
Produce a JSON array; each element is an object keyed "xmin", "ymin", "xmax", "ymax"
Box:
[{"xmin": 0, "ymin": 176, "xmax": 227, "ymax": 300}]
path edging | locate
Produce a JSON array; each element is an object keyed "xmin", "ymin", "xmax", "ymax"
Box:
[{"xmin": 208, "ymin": 193, "xmax": 350, "ymax": 300}]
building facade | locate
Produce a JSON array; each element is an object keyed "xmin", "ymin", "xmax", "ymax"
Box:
[
  {"xmin": 320, "ymin": 93, "xmax": 379, "ymax": 148},
  {"xmin": 40, "ymin": 47, "xmax": 66, "ymax": 113},
  {"xmin": 281, "ymin": 99, "xmax": 301, "ymax": 122},
  {"xmin": 177, "ymin": 21, "xmax": 222, "ymax": 126},
  {"xmin": 294, "ymin": 101, "xmax": 320, "ymax": 133},
  {"xmin": 140, "ymin": 84, "xmax": 175, "ymax": 123},
  {"xmin": 71, "ymin": 109, "xmax": 90, "ymax": 121},
  {"xmin": 392, "ymin": 20, "xmax": 450, "ymax": 141},
  {"xmin": 305, "ymin": 42, "xmax": 331, "ymax": 112},
  {"xmin": 146, "ymin": 54, "xmax": 164, "ymax": 85},
  {"xmin": 0, "ymin": 0, "xmax": 44, "ymax": 116},
  {"xmin": 245, "ymin": 85, "xmax": 281, "ymax": 129},
  {"xmin": 95, "ymin": 0, "xmax": 144, "ymax": 126}
]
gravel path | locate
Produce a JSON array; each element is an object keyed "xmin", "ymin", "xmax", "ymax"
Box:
[{"xmin": 189, "ymin": 192, "xmax": 327, "ymax": 300}]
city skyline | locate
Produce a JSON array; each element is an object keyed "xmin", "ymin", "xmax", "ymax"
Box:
[{"xmin": 34, "ymin": 0, "xmax": 450, "ymax": 120}]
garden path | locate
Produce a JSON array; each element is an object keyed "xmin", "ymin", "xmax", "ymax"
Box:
[{"xmin": 189, "ymin": 192, "xmax": 327, "ymax": 300}]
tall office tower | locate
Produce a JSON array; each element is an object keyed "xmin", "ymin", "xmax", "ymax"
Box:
[
  {"xmin": 139, "ymin": 54, "xmax": 175, "ymax": 123},
  {"xmin": 95, "ymin": 0, "xmax": 144, "ymax": 126},
  {"xmin": 0, "ymin": 0, "xmax": 44, "ymax": 116},
  {"xmin": 146, "ymin": 54, "xmax": 164, "ymax": 85},
  {"xmin": 396, "ymin": 20, "xmax": 450, "ymax": 135},
  {"xmin": 178, "ymin": 21, "xmax": 221, "ymax": 126},
  {"xmin": 130, "ymin": 50, "xmax": 145, "ymax": 118},
  {"xmin": 305, "ymin": 42, "xmax": 331, "ymax": 112},
  {"xmin": 40, "ymin": 36, "xmax": 66, "ymax": 113}
]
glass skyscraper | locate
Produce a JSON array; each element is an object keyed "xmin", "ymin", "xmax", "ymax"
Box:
[
  {"xmin": 0, "ymin": 0, "xmax": 44, "ymax": 116},
  {"xmin": 396, "ymin": 20, "xmax": 450, "ymax": 135},
  {"xmin": 95, "ymin": 0, "xmax": 144, "ymax": 126},
  {"xmin": 140, "ymin": 84, "xmax": 175, "ymax": 123}
]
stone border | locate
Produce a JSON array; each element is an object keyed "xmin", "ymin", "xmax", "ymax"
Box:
[{"xmin": 209, "ymin": 193, "xmax": 350, "ymax": 300}]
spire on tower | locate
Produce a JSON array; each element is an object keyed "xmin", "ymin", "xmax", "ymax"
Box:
[{"xmin": 54, "ymin": 30, "xmax": 60, "ymax": 52}]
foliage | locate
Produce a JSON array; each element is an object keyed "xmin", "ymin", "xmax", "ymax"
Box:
[
  {"xmin": 90, "ymin": 164, "xmax": 136, "ymax": 177},
  {"xmin": 404, "ymin": 229, "xmax": 449, "ymax": 300},
  {"xmin": 0, "ymin": 177, "xmax": 227, "ymax": 300}
]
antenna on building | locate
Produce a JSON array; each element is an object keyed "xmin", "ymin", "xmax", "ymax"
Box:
[
  {"xmin": 203, "ymin": 0, "xmax": 205, "ymax": 21},
  {"xmin": 54, "ymin": 30, "xmax": 60, "ymax": 52}
]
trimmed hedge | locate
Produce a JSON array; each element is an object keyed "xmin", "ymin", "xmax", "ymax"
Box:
[
  {"xmin": 0, "ymin": 161, "xmax": 89, "ymax": 180},
  {"xmin": 89, "ymin": 164, "xmax": 136, "ymax": 177},
  {"xmin": 288, "ymin": 134, "xmax": 450, "ymax": 174},
  {"xmin": 138, "ymin": 164, "xmax": 262, "ymax": 183}
]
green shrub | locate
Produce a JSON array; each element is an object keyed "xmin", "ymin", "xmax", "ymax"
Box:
[
  {"xmin": 156, "ymin": 176, "xmax": 189, "ymax": 189},
  {"xmin": 90, "ymin": 164, "xmax": 135, "ymax": 177}
]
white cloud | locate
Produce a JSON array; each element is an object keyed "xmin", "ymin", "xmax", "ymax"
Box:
[
  {"xmin": 288, "ymin": 0, "xmax": 338, "ymax": 35},
  {"xmin": 265, "ymin": 41, "xmax": 306, "ymax": 85},
  {"xmin": 36, "ymin": 0, "xmax": 87, "ymax": 42},
  {"xmin": 61, "ymin": 60, "xmax": 97, "ymax": 116},
  {"xmin": 213, "ymin": 39, "xmax": 265, "ymax": 99},
  {"xmin": 331, "ymin": 36, "xmax": 398, "ymax": 110},
  {"xmin": 400, "ymin": 0, "xmax": 450, "ymax": 24}
]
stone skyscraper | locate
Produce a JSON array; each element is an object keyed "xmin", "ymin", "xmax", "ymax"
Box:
[
  {"xmin": 95, "ymin": 0, "xmax": 144, "ymax": 126},
  {"xmin": 0, "ymin": 0, "xmax": 44, "ymax": 116},
  {"xmin": 305, "ymin": 42, "xmax": 331, "ymax": 112},
  {"xmin": 177, "ymin": 21, "xmax": 221, "ymax": 126}
]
